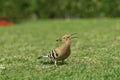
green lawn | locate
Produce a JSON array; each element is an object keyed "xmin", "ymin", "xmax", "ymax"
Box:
[{"xmin": 0, "ymin": 19, "xmax": 120, "ymax": 80}]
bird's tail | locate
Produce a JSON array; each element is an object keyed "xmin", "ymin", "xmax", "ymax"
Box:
[{"xmin": 37, "ymin": 54, "xmax": 52, "ymax": 59}]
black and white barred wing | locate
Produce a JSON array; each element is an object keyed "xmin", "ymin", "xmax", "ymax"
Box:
[{"xmin": 37, "ymin": 49, "xmax": 58, "ymax": 59}]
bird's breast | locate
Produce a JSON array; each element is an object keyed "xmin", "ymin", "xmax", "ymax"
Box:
[{"xmin": 56, "ymin": 47, "xmax": 71, "ymax": 60}]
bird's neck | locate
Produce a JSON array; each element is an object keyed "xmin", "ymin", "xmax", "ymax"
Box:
[{"xmin": 59, "ymin": 40, "xmax": 71, "ymax": 50}]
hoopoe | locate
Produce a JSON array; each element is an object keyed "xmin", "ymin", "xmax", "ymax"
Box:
[{"xmin": 37, "ymin": 33, "xmax": 77, "ymax": 66}]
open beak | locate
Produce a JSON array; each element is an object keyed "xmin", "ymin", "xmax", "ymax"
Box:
[{"xmin": 70, "ymin": 33, "xmax": 78, "ymax": 38}]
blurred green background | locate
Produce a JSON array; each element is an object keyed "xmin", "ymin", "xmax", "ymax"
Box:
[
  {"xmin": 0, "ymin": 1, "xmax": 120, "ymax": 80},
  {"xmin": 0, "ymin": 0, "xmax": 120, "ymax": 22}
]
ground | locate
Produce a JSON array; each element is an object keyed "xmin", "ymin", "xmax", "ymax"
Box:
[{"xmin": 0, "ymin": 19, "xmax": 120, "ymax": 80}]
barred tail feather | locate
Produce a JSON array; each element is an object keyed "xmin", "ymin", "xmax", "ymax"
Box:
[
  {"xmin": 43, "ymin": 55, "xmax": 49, "ymax": 58},
  {"xmin": 37, "ymin": 54, "xmax": 49, "ymax": 59}
]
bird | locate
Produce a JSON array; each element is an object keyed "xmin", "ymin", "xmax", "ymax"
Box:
[{"xmin": 37, "ymin": 33, "xmax": 77, "ymax": 66}]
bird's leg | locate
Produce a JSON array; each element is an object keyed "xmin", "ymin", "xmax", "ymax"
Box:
[{"xmin": 54, "ymin": 60, "xmax": 57, "ymax": 67}]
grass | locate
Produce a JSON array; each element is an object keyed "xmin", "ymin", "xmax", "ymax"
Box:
[{"xmin": 0, "ymin": 19, "xmax": 120, "ymax": 80}]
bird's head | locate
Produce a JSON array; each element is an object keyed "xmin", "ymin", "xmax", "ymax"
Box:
[{"xmin": 56, "ymin": 33, "xmax": 77, "ymax": 43}]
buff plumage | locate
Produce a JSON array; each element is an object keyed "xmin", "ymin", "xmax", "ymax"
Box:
[{"xmin": 37, "ymin": 33, "xmax": 77, "ymax": 66}]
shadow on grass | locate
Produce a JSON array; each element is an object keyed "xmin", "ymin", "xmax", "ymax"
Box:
[{"xmin": 40, "ymin": 60, "xmax": 68, "ymax": 66}]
